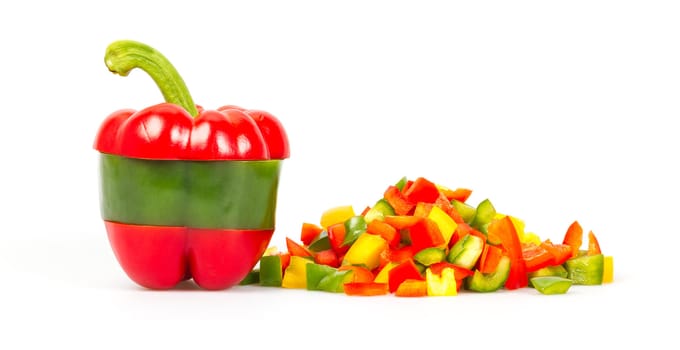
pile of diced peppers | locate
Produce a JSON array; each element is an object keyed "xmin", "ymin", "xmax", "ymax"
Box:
[{"xmin": 239, "ymin": 177, "xmax": 614, "ymax": 296}]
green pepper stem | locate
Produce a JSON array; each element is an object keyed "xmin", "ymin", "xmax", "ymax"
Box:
[{"xmin": 105, "ymin": 40, "xmax": 198, "ymax": 117}]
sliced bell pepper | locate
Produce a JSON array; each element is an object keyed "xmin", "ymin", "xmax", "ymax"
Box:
[
  {"xmin": 388, "ymin": 259, "xmax": 424, "ymax": 293},
  {"xmin": 466, "ymin": 255, "xmax": 511, "ymax": 293},
  {"xmin": 286, "ymin": 237, "xmax": 313, "ymax": 258},
  {"xmin": 259, "ymin": 255, "xmax": 283, "ymax": 287},
  {"xmin": 408, "ymin": 217, "xmax": 445, "ymax": 252},
  {"xmin": 343, "ymin": 216, "xmax": 368, "ymax": 246},
  {"xmin": 565, "ymin": 253, "xmax": 604, "ymax": 285},
  {"xmin": 603, "ymin": 256, "xmax": 614, "ymax": 283},
  {"xmin": 96, "ymin": 40, "xmax": 289, "ymax": 290},
  {"xmin": 403, "ymin": 177, "xmax": 441, "ymax": 204},
  {"xmin": 366, "ymin": 220, "xmax": 400, "ymax": 248},
  {"xmin": 282, "ymin": 256, "xmax": 313, "ymax": 289},
  {"xmin": 383, "ymin": 186, "xmax": 416, "ymax": 216},
  {"xmin": 478, "ymin": 244, "xmax": 504, "ymax": 274},
  {"xmin": 540, "ymin": 240, "xmax": 573, "ymax": 266},
  {"xmin": 427, "ymin": 206, "xmax": 458, "ymax": 246},
  {"xmin": 343, "ymin": 282, "xmax": 389, "ymax": 296},
  {"xmin": 563, "ymin": 220, "xmax": 583, "ymax": 259},
  {"xmin": 587, "ymin": 231, "xmax": 602, "ymax": 255},
  {"xmin": 395, "ymin": 279, "xmax": 428, "ymax": 297},
  {"xmin": 487, "ymin": 216, "xmax": 528, "ymax": 289},
  {"xmin": 522, "ymin": 242, "xmax": 554, "ymax": 273},
  {"xmin": 327, "ymin": 223, "xmax": 350, "ymax": 256},
  {"xmin": 374, "ymin": 261, "xmax": 399, "ymax": 284},
  {"xmin": 300, "ymin": 223, "xmax": 324, "ymax": 246},
  {"xmin": 530, "ymin": 276, "xmax": 573, "ymax": 295},
  {"xmin": 320, "ymin": 205, "xmax": 356, "ymax": 229},
  {"xmin": 342, "ymin": 233, "xmax": 387, "ymax": 270},
  {"xmin": 447, "ymin": 233, "xmax": 485, "ymax": 270},
  {"xmin": 338, "ymin": 265, "xmax": 375, "ymax": 283},
  {"xmin": 314, "ymin": 249, "xmax": 340, "ymax": 268},
  {"xmin": 425, "ymin": 267, "xmax": 457, "ymax": 296}
]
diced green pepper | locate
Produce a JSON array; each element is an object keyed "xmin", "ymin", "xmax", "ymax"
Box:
[
  {"xmin": 317, "ymin": 270, "xmax": 352, "ymax": 293},
  {"xmin": 451, "ymin": 199, "xmax": 476, "ymax": 224},
  {"xmin": 239, "ymin": 269, "xmax": 260, "ymax": 285},
  {"xmin": 530, "ymin": 276, "xmax": 573, "ymax": 295},
  {"xmin": 308, "ymin": 230, "xmax": 331, "ymax": 252},
  {"xmin": 306, "ymin": 263, "xmax": 337, "ymax": 291},
  {"xmin": 565, "ymin": 253, "xmax": 604, "ymax": 285},
  {"xmin": 528, "ymin": 265, "xmax": 568, "ymax": 287},
  {"xmin": 343, "ymin": 216, "xmax": 368, "ymax": 246},
  {"xmin": 414, "ymin": 247, "xmax": 446, "ymax": 266},
  {"xmin": 470, "ymin": 199, "xmax": 496, "ymax": 234},
  {"xmin": 259, "ymin": 255, "xmax": 282, "ymax": 287},
  {"xmin": 364, "ymin": 199, "xmax": 396, "ymax": 223},
  {"xmin": 447, "ymin": 234, "xmax": 484, "ymax": 269},
  {"xmin": 466, "ymin": 255, "xmax": 510, "ymax": 292},
  {"xmin": 395, "ymin": 176, "xmax": 408, "ymax": 191}
]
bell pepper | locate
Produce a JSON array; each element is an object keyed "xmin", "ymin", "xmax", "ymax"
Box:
[
  {"xmin": 486, "ymin": 216, "xmax": 528, "ymax": 289},
  {"xmin": 95, "ymin": 40, "xmax": 289, "ymax": 290},
  {"xmin": 395, "ymin": 279, "xmax": 428, "ymax": 297},
  {"xmin": 425, "ymin": 267, "xmax": 457, "ymax": 296}
]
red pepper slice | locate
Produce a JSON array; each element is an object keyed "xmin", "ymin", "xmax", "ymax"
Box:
[
  {"xmin": 403, "ymin": 177, "xmax": 441, "ymax": 204},
  {"xmin": 408, "ymin": 217, "xmax": 445, "ymax": 252},
  {"xmin": 388, "ymin": 259, "xmax": 424, "ymax": 293},
  {"xmin": 540, "ymin": 240, "xmax": 572, "ymax": 266},
  {"xmin": 367, "ymin": 220, "xmax": 400, "ymax": 248},
  {"xmin": 314, "ymin": 249, "xmax": 339, "ymax": 268},
  {"xmin": 286, "ymin": 237, "xmax": 313, "ymax": 258},
  {"xmin": 487, "ymin": 216, "xmax": 528, "ymax": 289},
  {"xmin": 395, "ymin": 279, "xmax": 428, "ymax": 297},
  {"xmin": 563, "ymin": 220, "xmax": 583, "ymax": 259},
  {"xmin": 522, "ymin": 243, "xmax": 554, "ymax": 272},
  {"xmin": 587, "ymin": 231, "xmax": 602, "ymax": 255},
  {"xmin": 343, "ymin": 282, "xmax": 389, "ymax": 296},
  {"xmin": 300, "ymin": 223, "xmax": 324, "ymax": 246},
  {"xmin": 328, "ymin": 223, "xmax": 350, "ymax": 256},
  {"xmin": 478, "ymin": 244, "xmax": 504, "ymax": 274},
  {"xmin": 384, "ymin": 186, "xmax": 416, "ymax": 216}
]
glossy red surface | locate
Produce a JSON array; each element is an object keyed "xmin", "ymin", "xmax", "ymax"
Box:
[{"xmin": 105, "ymin": 221, "xmax": 274, "ymax": 290}]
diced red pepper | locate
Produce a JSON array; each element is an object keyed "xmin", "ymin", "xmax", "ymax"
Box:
[
  {"xmin": 328, "ymin": 223, "xmax": 350, "ymax": 256},
  {"xmin": 381, "ymin": 246, "xmax": 415, "ymax": 264},
  {"xmin": 408, "ymin": 217, "xmax": 445, "ymax": 252},
  {"xmin": 563, "ymin": 220, "xmax": 583, "ymax": 259},
  {"xmin": 434, "ymin": 194, "xmax": 463, "ymax": 223},
  {"xmin": 413, "ymin": 202, "xmax": 434, "ymax": 218},
  {"xmin": 314, "ymin": 249, "xmax": 339, "ymax": 268},
  {"xmin": 388, "ymin": 259, "xmax": 424, "ymax": 293},
  {"xmin": 395, "ymin": 279, "xmax": 428, "ymax": 297},
  {"xmin": 487, "ymin": 216, "xmax": 528, "ymax": 289},
  {"xmin": 384, "ymin": 215, "xmax": 421, "ymax": 230},
  {"xmin": 384, "ymin": 186, "xmax": 416, "ymax": 216},
  {"xmin": 440, "ymin": 187, "xmax": 473, "ymax": 203},
  {"xmin": 300, "ymin": 222, "xmax": 323, "ymax": 246},
  {"xmin": 278, "ymin": 252, "xmax": 291, "ymax": 272},
  {"xmin": 343, "ymin": 282, "xmax": 389, "ymax": 296},
  {"xmin": 286, "ymin": 237, "xmax": 312, "ymax": 258},
  {"xmin": 403, "ymin": 177, "xmax": 440, "ymax": 204},
  {"xmin": 367, "ymin": 220, "xmax": 400, "ymax": 248},
  {"xmin": 587, "ymin": 230, "xmax": 602, "ymax": 255},
  {"xmin": 522, "ymin": 242, "xmax": 554, "ymax": 272},
  {"xmin": 478, "ymin": 244, "xmax": 504, "ymax": 274},
  {"xmin": 338, "ymin": 265, "xmax": 374, "ymax": 283},
  {"xmin": 540, "ymin": 239, "xmax": 572, "ymax": 265}
]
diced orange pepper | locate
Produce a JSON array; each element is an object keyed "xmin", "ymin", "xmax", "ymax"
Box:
[
  {"xmin": 388, "ymin": 259, "xmax": 424, "ymax": 293},
  {"xmin": 314, "ymin": 249, "xmax": 339, "ymax": 268},
  {"xmin": 563, "ymin": 220, "xmax": 583, "ymax": 259},
  {"xmin": 300, "ymin": 222, "xmax": 323, "ymax": 246},
  {"xmin": 395, "ymin": 279, "xmax": 428, "ymax": 297},
  {"xmin": 384, "ymin": 186, "xmax": 415, "ymax": 216},
  {"xmin": 286, "ymin": 237, "xmax": 312, "ymax": 258},
  {"xmin": 478, "ymin": 244, "xmax": 503, "ymax": 274},
  {"xmin": 338, "ymin": 265, "xmax": 375, "ymax": 283},
  {"xmin": 403, "ymin": 177, "xmax": 440, "ymax": 204},
  {"xmin": 587, "ymin": 230, "xmax": 602, "ymax": 255},
  {"xmin": 367, "ymin": 220, "xmax": 400, "ymax": 248}
]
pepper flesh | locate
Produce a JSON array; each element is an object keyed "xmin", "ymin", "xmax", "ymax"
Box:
[{"xmin": 96, "ymin": 40, "xmax": 289, "ymax": 290}]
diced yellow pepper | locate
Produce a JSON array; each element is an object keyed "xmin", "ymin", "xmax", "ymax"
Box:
[
  {"xmin": 603, "ymin": 256, "xmax": 614, "ymax": 283},
  {"xmin": 281, "ymin": 256, "xmax": 313, "ymax": 289},
  {"xmin": 426, "ymin": 267, "xmax": 457, "ymax": 296},
  {"xmin": 374, "ymin": 261, "xmax": 398, "ymax": 283},
  {"xmin": 320, "ymin": 205, "xmax": 356, "ymax": 229},
  {"xmin": 428, "ymin": 206, "xmax": 458, "ymax": 246},
  {"xmin": 342, "ymin": 233, "xmax": 387, "ymax": 270},
  {"xmin": 263, "ymin": 246, "xmax": 279, "ymax": 256}
]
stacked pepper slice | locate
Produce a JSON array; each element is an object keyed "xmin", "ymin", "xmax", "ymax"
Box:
[
  {"xmin": 95, "ymin": 40, "xmax": 289, "ymax": 290},
  {"xmin": 241, "ymin": 176, "xmax": 614, "ymax": 296}
]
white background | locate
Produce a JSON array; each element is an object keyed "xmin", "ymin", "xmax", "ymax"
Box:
[{"xmin": 1, "ymin": 0, "xmax": 678, "ymax": 348}]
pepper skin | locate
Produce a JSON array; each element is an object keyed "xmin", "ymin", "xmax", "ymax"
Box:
[{"xmin": 95, "ymin": 40, "xmax": 289, "ymax": 290}]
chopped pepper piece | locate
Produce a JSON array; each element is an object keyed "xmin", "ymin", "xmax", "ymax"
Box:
[
  {"xmin": 281, "ymin": 256, "xmax": 313, "ymax": 289},
  {"xmin": 530, "ymin": 276, "xmax": 573, "ymax": 295},
  {"xmin": 426, "ymin": 267, "xmax": 457, "ymax": 296}
]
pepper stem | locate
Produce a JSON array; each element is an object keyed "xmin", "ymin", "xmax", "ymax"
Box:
[{"xmin": 105, "ymin": 40, "xmax": 198, "ymax": 117}]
